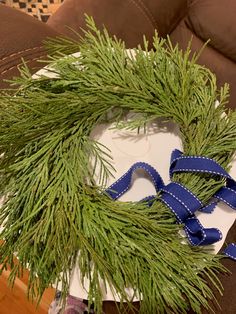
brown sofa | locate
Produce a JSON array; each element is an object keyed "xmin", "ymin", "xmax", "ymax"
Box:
[{"xmin": 1, "ymin": 1, "xmax": 236, "ymax": 313}]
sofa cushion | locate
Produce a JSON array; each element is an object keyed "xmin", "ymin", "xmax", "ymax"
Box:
[
  {"xmin": 170, "ymin": 19, "xmax": 236, "ymax": 109},
  {"xmin": 186, "ymin": 0, "xmax": 236, "ymax": 62},
  {"xmin": 47, "ymin": 0, "xmax": 157, "ymax": 48},
  {"xmin": 47, "ymin": 0, "xmax": 187, "ymax": 47}
]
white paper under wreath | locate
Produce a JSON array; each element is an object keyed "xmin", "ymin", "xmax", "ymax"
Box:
[{"xmin": 1, "ymin": 17, "xmax": 236, "ymax": 314}]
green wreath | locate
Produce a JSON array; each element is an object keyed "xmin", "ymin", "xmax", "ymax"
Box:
[{"xmin": 0, "ymin": 17, "xmax": 236, "ymax": 314}]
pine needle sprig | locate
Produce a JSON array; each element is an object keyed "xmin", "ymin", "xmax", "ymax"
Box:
[{"xmin": 0, "ymin": 16, "xmax": 236, "ymax": 313}]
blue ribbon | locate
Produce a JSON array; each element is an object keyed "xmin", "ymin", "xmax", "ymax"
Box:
[
  {"xmin": 225, "ymin": 243, "xmax": 236, "ymax": 260},
  {"xmin": 105, "ymin": 149, "xmax": 236, "ymax": 259}
]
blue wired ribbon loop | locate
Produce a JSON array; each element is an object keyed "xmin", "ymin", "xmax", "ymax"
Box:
[{"xmin": 105, "ymin": 149, "xmax": 236, "ymax": 260}]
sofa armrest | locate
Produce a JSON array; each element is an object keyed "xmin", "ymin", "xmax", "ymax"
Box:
[{"xmin": 0, "ymin": 4, "xmax": 59, "ymax": 89}]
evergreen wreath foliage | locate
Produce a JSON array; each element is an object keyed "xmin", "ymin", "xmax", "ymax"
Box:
[{"xmin": 0, "ymin": 17, "xmax": 236, "ymax": 313}]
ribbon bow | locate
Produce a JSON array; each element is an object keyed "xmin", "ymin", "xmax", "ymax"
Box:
[{"xmin": 105, "ymin": 149, "xmax": 236, "ymax": 260}]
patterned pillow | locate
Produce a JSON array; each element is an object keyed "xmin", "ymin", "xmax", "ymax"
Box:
[{"xmin": 0, "ymin": 0, "xmax": 63, "ymax": 22}]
